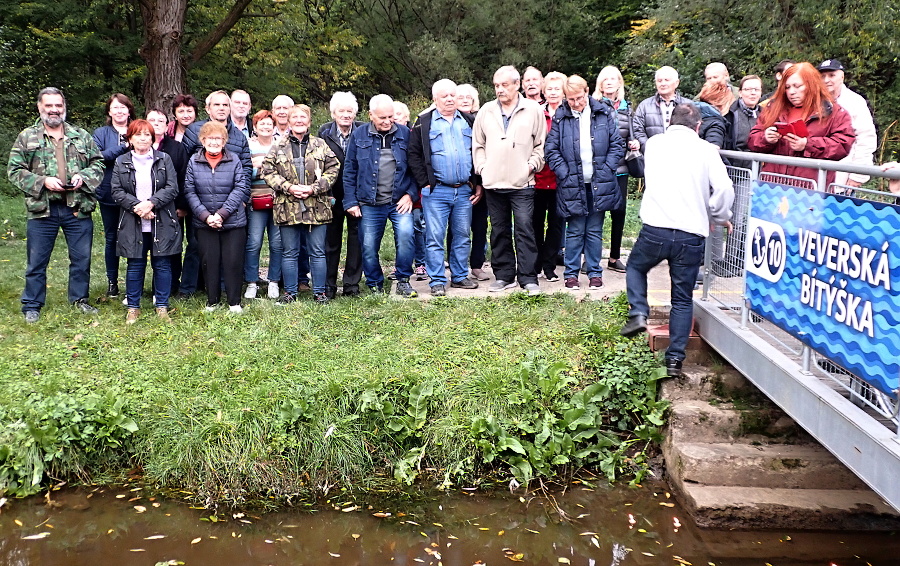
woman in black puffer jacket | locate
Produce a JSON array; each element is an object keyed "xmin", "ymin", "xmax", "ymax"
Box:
[{"xmin": 184, "ymin": 121, "xmax": 250, "ymax": 313}]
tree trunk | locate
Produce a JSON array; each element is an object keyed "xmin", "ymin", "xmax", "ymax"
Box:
[{"xmin": 138, "ymin": 0, "xmax": 188, "ymax": 115}]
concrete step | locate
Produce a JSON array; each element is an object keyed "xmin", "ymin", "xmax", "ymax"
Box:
[
  {"xmin": 667, "ymin": 399, "xmax": 745, "ymax": 444},
  {"xmin": 680, "ymin": 485, "xmax": 900, "ymax": 530},
  {"xmin": 668, "ymin": 442, "xmax": 868, "ymax": 490}
]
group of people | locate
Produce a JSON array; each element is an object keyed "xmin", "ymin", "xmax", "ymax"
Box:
[{"xmin": 6, "ymin": 58, "xmax": 883, "ymax": 375}]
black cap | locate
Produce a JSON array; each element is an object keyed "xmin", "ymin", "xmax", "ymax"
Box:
[{"xmin": 818, "ymin": 59, "xmax": 845, "ymax": 72}]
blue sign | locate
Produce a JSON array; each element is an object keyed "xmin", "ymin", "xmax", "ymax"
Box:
[{"xmin": 745, "ymin": 182, "xmax": 900, "ymax": 398}]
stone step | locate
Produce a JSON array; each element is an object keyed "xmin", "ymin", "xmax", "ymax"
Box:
[
  {"xmin": 667, "ymin": 442, "xmax": 868, "ymax": 490},
  {"xmin": 679, "ymin": 485, "xmax": 900, "ymax": 530},
  {"xmin": 667, "ymin": 398, "xmax": 747, "ymax": 444}
]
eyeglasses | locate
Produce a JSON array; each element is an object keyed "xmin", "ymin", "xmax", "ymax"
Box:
[
  {"xmin": 741, "ymin": 88, "xmax": 762, "ymax": 93},
  {"xmin": 566, "ymin": 93, "xmax": 588, "ymax": 105},
  {"xmin": 204, "ymin": 136, "xmax": 224, "ymax": 142}
]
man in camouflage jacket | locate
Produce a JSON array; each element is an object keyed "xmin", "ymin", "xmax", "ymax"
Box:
[{"xmin": 7, "ymin": 87, "xmax": 104, "ymax": 322}]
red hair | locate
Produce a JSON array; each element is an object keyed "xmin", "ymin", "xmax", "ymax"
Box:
[
  {"xmin": 126, "ymin": 119, "xmax": 155, "ymax": 143},
  {"xmin": 760, "ymin": 62, "xmax": 834, "ymax": 129}
]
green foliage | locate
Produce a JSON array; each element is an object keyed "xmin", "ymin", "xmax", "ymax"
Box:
[
  {"xmin": 622, "ymin": 0, "xmax": 900, "ymax": 157},
  {"xmin": 0, "ymin": 391, "xmax": 138, "ymax": 496}
]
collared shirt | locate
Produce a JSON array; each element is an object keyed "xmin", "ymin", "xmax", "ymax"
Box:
[
  {"xmin": 337, "ymin": 126, "xmax": 354, "ymax": 153},
  {"xmin": 571, "ymin": 106, "xmax": 594, "ymax": 183},
  {"xmin": 500, "ymin": 99, "xmax": 520, "ymax": 131},
  {"xmin": 430, "ymin": 110, "xmax": 472, "ymax": 186},
  {"xmin": 659, "ymin": 97, "xmax": 677, "ymax": 130}
]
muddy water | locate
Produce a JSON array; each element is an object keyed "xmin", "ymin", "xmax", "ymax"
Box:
[{"xmin": 1, "ymin": 482, "xmax": 898, "ymax": 565}]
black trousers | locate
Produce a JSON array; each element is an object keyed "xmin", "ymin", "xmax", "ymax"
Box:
[
  {"xmin": 197, "ymin": 226, "xmax": 246, "ymax": 306},
  {"xmin": 325, "ymin": 205, "xmax": 362, "ymax": 294},
  {"xmin": 605, "ymin": 175, "xmax": 628, "ymax": 260},
  {"xmin": 532, "ymin": 189, "xmax": 563, "ymax": 276},
  {"xmin": 485, "ymin": 188, "xmax": 538, "ymax": 286}
]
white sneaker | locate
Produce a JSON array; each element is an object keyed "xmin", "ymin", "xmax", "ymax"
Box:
[
  {"xmin": 229, "ymin": 305, "xmax": 243, "ymax": 314},
  {"xmin": 267, "ymin": 281, "xmax": 279, "ymax": 299},
  {"xmin": 244, "ymin": 282, "xmax": 258, "ymax": 299},
  {"xmin": 204, "ymin": 305, "xmax": 217, "ymax": 313},
  {"xmin": 122, "ymin": 297, "xmax": 128, "ymax": 306}
]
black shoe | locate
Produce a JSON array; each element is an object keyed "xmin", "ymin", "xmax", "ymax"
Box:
[
  {"xmin": 666, "ymin": 358, "xmax": 683, "ymax": 378},
  {"xmin": 73, "ymin": 298, "xmax": 99, "ymax": 315},
  {"xmin": 107, "ymin": 281, "xmax": 120, "ymax": 297},
  {"xmin": 450, "ymin": 278, "xmax": 478, "ymax": 289},
  {"xmin": 368, "ymin": 285, "xmax": 386, "ymax": 295},
  {"xmin": 314, "ymin": 292, "xmax": 330, "ymax": 304},
  {"xmin": 620, "ymin": 315, "xmax": 647, "ymax": 337},
  {"xmin": 395, "ymin": 278, "xmax": 418, "ymax": 298},
  {"xmin": 607, "ymin": 258, "xmax": 627, "ymax": 273},
  {"xmin": 275, "ymin": 293, "xmax": 297, "ymax": 305},
  {"xmin": 342, "ymin": 286, "xmax": 360, "ymax": 298},
  {"xmin": 431, "ymin": 284, "xmax": 446, "ymax": 297}
]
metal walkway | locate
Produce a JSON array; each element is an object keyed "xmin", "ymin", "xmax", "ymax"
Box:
[{"xmin": 694, "ymin": 151, "xmax": 900, "ymax": 513}]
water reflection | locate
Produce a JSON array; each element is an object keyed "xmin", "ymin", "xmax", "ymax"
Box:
[{"xmin": 0, "ymin": 482, "xmax": 898, "ymax": 565}]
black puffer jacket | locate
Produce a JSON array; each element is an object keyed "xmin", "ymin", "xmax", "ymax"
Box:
[
  {"xmin": 599, "ymin": 97, "xmax": 633, "ymax": 175},
  {"xmin": 632, "ymin": 93, "xmax": 690, "ymax": 152},
  {"xmin": 184, "ymin": 150, "xmax": 250, "ymax": 230},
  {"xmin": 110, "ymin": 150, "xmax": 182, "ymax": 258},
  {"xmin": 545, "ymin": 98, "xmax": 625, "ymax": 218}
]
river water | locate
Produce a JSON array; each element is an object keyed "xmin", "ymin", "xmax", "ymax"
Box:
[{"xmin": 1, "ymin": 481, "xmax": 898, "ymax": 565}]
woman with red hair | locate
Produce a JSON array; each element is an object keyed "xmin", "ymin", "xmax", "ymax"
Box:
[{"xmin": 748, "ymin": 62, "xmax": 855, "ymax": 188}]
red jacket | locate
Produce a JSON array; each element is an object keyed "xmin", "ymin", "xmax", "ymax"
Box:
[
  {"xmin": 747, "ymin": 101, "xmax": 855, "ymax": 187},
  {"xmin": 534, "ymin": 104, "xmax": 558, "ymax": 190}
]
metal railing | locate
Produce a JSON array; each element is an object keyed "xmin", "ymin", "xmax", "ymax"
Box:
[{"xmin": 703, "ymin": 150, "xmax": 900, "ymax": 435}]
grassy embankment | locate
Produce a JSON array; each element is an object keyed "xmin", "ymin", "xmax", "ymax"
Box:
[{"xmin": 0, "ymin": 162, "xmax": 660, "ymax": 507}]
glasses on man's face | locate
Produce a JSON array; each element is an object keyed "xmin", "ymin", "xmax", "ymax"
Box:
[
  {"xmin": 566, "ymin": 94, "xmax": 587, "ymax": 105},
  {"xmin": 742, "ymin": 88, "xmax": 762, "ymax": 93}
]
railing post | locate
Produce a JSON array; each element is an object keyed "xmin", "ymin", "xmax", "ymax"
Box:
[
  {"xmin": 801, "ymin": 345, "xmax": 812, "ymax": 374},
  {"xmin": 817, "ymin": 168, "xmax": 828, "ymax": 193}
]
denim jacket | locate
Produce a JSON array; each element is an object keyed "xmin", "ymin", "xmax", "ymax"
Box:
[{"xmin": 342, "ymin": 123, "xmax": 418, "ymax": 210}]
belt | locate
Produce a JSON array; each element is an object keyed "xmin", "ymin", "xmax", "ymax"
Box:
[{"xmin": 437, "ymin": 182, "xmax": 468, "ymax": 188}]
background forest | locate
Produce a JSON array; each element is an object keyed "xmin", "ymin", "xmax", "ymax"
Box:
[{"xmin": 1, "ymin": 0, "xmax": 899, "ymax": 165}]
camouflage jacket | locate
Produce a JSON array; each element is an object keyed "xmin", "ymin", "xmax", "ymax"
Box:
[
  {"xmin": 7, "ymin": 119, "xmax": 104, "ymax": 219},
  {"xmin": 260, "ymin": 134, "xmax": 339, "ymax": 226}
]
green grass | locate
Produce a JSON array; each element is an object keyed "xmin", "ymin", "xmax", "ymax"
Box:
[{"xmin": 0, "ymin": 192, "xmax": 659, "ymax": 507}]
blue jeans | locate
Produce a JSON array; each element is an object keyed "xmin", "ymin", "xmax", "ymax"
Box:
[
  {"xmin": 281, "ymin": 224, "xmax": 327, "ymax": 294},
  {"xmin": 413, "ymin": 207, "xmax": 426, "ymax": 267},
  {"xmin": 99, "ymin": 202, "xmax": 120, "ymax": 283},
  {"xmin": 358, "ymin": 203, "xmax": 415, "ymax": 289},
  {"xmin": 625, "ymin": 225, "xmax": 705, "ymax": 362},
  {"xmin": 422, "ymin": 184, "xmax": 473, "ymax": 286},
  {"xmin": 126, "ymin": 232, "xmax": 173, "ymax": 309},
  {"xmin": 22, "ymin": 203, "xmax": 93, "ymax": 312},
  {"xmin": 244, "ymin": 208, "xmax": 283, "ymax": 283},
  {"xmin": 564, "ymin": 211, "xmax": 605, "ymax": 279}
]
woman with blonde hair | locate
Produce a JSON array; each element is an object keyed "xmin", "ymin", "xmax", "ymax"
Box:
[{"xmin": 593, "ymin": 65, "xmax": 633, "ymax": 273}]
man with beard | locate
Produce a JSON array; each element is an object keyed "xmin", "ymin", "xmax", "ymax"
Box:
[{"xmin": 8, "ymin": 87, "xmax": 104, "ymax": 322}]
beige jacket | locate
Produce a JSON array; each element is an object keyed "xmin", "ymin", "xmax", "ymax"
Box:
[{"xmin": 472, "ymin": 96, "xmax": 546, "ymax": 189}]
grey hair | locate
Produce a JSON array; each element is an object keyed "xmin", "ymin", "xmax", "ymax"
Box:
[
  {"xmin": 37, "ymin": 87, "xmax": 65, "ymax": 105},
  {"xmin": 205, "ymin": 90, "xmax": 230, "ymax": 106},
  {"xmin": 431, "ymin": 79, "xmax": 457, "ymax": 99},
  {"xmin": 456, "ymin": 84, "xmax": 480, "ymax": 111},
  {"xmin": 271, "ymin": 95, "xmax": 294, "ymax": 109},
  {"xmin": 329, "ymin": 91, "xmax": 358, "ymax": 114},
  {"xmin": 655, "ymin": 66, "xmax": 679, "ymax": 81},
  {"xmin": 369, "ymin": 94, "xmax": 394, "ymax": 112},
  {"xmin": 494, "ymin": 65, "xmax": 520, "ymax": 84}
]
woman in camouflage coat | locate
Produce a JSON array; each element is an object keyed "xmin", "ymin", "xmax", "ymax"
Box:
[{"xmin": 261, "ymin": 104, "xmax": 340, "ymax": 304}]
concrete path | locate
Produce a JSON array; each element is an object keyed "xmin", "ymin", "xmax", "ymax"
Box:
[{"xmin": 399, "ymin": 258, "xmax": 683, "ymax": 308}]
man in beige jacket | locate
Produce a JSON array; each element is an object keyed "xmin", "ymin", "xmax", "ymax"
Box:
[{"xmin": 472, "ymin": 65, "xmax": 547, "ymax": 295}]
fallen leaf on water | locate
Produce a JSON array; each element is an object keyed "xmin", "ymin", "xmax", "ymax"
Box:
[
  {"xmin": 373, "ymin": 512, "xmax": 391, "ymax": 518},
  {"xmin": 134, "ymin": 505, "xmax": 147, "ymax": 513},
  {"xmin": 591, "ymin": 537, "xmax": 600, "ymax": 548},
  {"xmin": 659, "ymin": 502, "xmax": 675, "ymax": 507},
  {"xmin": 265, "ymin": 540, "xmax": 274, "ymax": 544},
  {"xmin": 497, "ymin": 530, "xmax": 505, "ymax": 536},
  {"xmin": 642, "ymin": 552, "xmax": 655, "ymax": 557},
  {"xmin": 478, "ymin": 527, "xmax": 489, "ymax": 531},
  {"xmin": 328, "ymin": 553, "xmax": 340, "ymax": 558},
  {"xmin": 191, "ymin": 538, "xmax": 202, "ymax": 545},
  {"xmin": 673, "ymin": 556, "xmax": 693, "ymax": 565},
  {"xmin": 506, "ymin": 553, "xmax": 525, "ymax": 562},
  {"xmin": 352, "ymin": 534, "xmax": 361, "ymax": 540},
  {"xmin": 130, "ymin": 548, "xmax": 146, "ymax": 552},
  {"xmin": 116, "ymin": 494, "xmax": 126, "ymax": 499},
  {"xmin": 342, "ymin": 506, "xmax": 358, "ymax": 513},
  {"xmin": 525, "ymin": 529, "xmax": 540, "ymax": 534},
  {"xmin": 22, "ymin": 533, "xmax": 51, "ymax": 540},
  {"xmin": 107, "ymin": 530, "xmax": 114, "ymax": 535},
  {"xmin": 152, "ymin": 502, "xmax": 161, "ymax": 508},
  {"xmin": 144, "ymin": 535, "xmax": 165, "ymax": 540},
  {"xmin": 579, "ymin": 532, "xmax": 597, "ymax": 536},
  {"xmin": 14, "ymin": 519, "xmax": 23, "ymax": 527},
  {"xmin": 433, "ymin": 522, "xmax": 443, "ymax": 527},
  {"xmin": 576, "ymin": 513, "xmax": 589, "ymax": 518},
  {"xmin": 447, "ymin": 534, "xmax": 458, "ymax": 540},
  {"xmin": 558, "ymin": 558, "xmax": 571, "ymax": 564}
]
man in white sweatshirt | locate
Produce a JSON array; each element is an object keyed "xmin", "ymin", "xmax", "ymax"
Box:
[
  {"xmin": 620, "ymin": 103, "xmax": 734, "ymax": 377},
  {"xmin": 818, "ymin": 59, "xmax": 877, "ymax": 190}
]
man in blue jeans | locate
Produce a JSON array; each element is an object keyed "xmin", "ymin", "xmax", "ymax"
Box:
[
  {"xmin": 8, "ymin": 87, "xmax": 105, "ymax": 322},
  {"xmin": 620, "ymin": 103, "xmax": 734, "ymax": 377},
  {"xmin": 343, "ymin": 94, "xmax": 419, "ymax": 297},
  {"xmin": 408, "ymin": 79, "xmax": 483, "ymax": 297}
]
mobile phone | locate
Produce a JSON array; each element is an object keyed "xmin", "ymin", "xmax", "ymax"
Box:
[{"xmin": 61, "ymin": 183, "xmax": 76, "ymax": 190}]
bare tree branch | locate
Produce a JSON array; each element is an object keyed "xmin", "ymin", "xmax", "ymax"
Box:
[{"xmin": 188, "ymin": 0, "xmax": 254, "ymax": 64}]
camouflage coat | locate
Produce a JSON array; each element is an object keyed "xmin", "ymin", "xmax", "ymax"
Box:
[
  {"xmin": 260, "ymin": 134, "xmax": 339, "ymax": 226},
  {"xmin": 7, "ymin": 120, "xmax": 104, "ymax": 219}
]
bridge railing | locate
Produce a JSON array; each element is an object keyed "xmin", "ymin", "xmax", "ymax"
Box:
[{"xmin": 701, "ymin": 150, "xmax": 900, "ymax": 436}]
